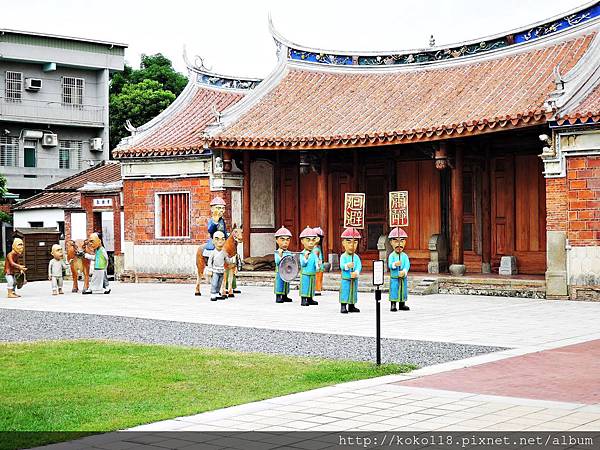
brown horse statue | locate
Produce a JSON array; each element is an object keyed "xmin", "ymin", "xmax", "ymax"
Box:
[
  {"xmin": 66, "ymin": 239, "xmax": 91, "ymax": 293},
  {"xmin": 195, "ymin": 224, "xmax": 243, "ymax": 297}
]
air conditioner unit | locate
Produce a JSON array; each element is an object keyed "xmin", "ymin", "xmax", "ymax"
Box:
[
  {"xmin": 25, "ymin": 78, "xmax": 42, "ymax": 91},
  {"xmin": 42, "ymin": 133, "xmax": 58, "ymax": 147},
  {"xmin": 90, "ymin": 137, "xmax": 103, "ymax": 151}
]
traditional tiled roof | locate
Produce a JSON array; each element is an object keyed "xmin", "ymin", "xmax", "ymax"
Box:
[
  {"xmin": 13, "ymin": 192, "xmax": 80, "ymax": 210},
  {"xmin": 14, "ymin": 161, "xmax": 121, "ymax": 211},
  {"xmin": 208, "ymin": 30, "xmax": 597, "ymax": 150},
  {"xmin": 555, "ymin": 83, "xmax": 600, "ymax": 125},
  {"xmin": 45, "ymin": 161, "xmax": 121, "ymax": 190},
  {"xmin": 112, "ymin": 61, "xmax": 261, "ymax": 159}
]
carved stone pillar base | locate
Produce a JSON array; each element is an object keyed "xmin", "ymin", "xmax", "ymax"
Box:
[
  {"xmin": 449, "ymin": 264, "xmax": 466, "ymax": 276},
  {"xmin": 481, "ymin": 262, "xmax": 491, "ymax": 274},
  {"xmin": 546, "ymin": 231, "xmax": 568, "ymax": 297}
]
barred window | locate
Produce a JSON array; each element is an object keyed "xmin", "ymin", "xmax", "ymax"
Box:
[
  {"xmin": 58, "ymin": 140, "xmax": 82, "ymax": 169},
  {"xmin": 0, "ymin": 136, "xmax": 18, "ymax": 166},
  {"xmin": 23, "ymin": 139, "xmax": 37, "ymax": 168},
  {"xmin": 5, "ymin": 71, "xmax": 22, "ymax": 101},
  {"xmin": 62, "ymin": 77, "xmax": 84, "ymax": 105},
  {"xmin": 156, "ymin": 192, "xmax": 190, "ymax": 238}
]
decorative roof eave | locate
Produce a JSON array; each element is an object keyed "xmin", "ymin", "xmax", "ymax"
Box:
[
  {"xmin": 112, "ymin": 145, "xmax": 211, "ymax": 159},
  {"xmin": 183, "ymin": 48, "xmax": 262, "ymax": 92},
  {"xmin": 207, "ymin": 111, "xmax": 550, "ymax": 151},
  {"xmin": 551, "ymin": 111, "xmax": 600, "ymax": 127},
  {"xmin": 269, "ymin": 1, "xmax": 600, "ymax": 69}
]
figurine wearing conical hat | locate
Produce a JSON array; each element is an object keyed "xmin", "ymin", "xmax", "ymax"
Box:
[
  {"xmin": 313, "ymin": 227, "xmax": 325, "ymax": 296},
  {"xmin": 274, "ymin": 226, "xmax": 293, "ymax": 304},
  {"xmin": 388, "ymin": 227, "xmax": 410, "ymax": 311},
  {"xmin": 5, "ymin": 238, "xmax": 27, "ymax": 298},
  {"xmin": 339, "ymin": 227, "xmax": 362, "ymax": 314},
  {"xmin": 299, "ymin": 226, "xmax": 319, "ymax": 306}
]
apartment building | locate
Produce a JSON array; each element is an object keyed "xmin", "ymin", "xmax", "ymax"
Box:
[{"xmin": 0, "ymin": 28, "xmax": 126, "ymax": 199}]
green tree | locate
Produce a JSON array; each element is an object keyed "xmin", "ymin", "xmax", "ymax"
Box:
[
  {"xmin": 0, "ymin": 174, "xmax": 6, "ymax": 198},
  {"xmin": 109, "ymin": 54, "xmax": 188, "ymax": 150},
  {"xmin": 109, "ymin": 80, "xmax": 177, "ymax": 150}
]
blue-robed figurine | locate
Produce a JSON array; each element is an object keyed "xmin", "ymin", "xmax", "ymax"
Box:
[
  {"xmin": 274, "ymin": 226, "xmax": 293, "ymax": 303},
  {"xmin": 299, "ymin": 226, "xmax": 319, "ymax": 306},
  {"xmin": 388, "ymin": 227, "xmax": 410, "ymax": 311},
  {"xmin": 203, "ymin": 196, "xmax": 228, "ymax": 257},
  {"xmin": 339, "ymin": 227, "xmax": 362, "ymax": 314}
]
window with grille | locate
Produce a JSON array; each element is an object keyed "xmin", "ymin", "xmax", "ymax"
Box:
[
  {"xmin": 0, "ymin": 136, "xmax": 18, "ymax": 166},
  {"xmin": 62, "ymin": 77, "xmax": 84, "ymax": 105},
  {"xmin": 58, "ymin": 140, "xmax": 82, "ymax": 169},
  {"xmin": 23, "ymin": 139, "xmax": 37, "ymax": 168},
  {"xmin": 156, "ymin": 192, "xmax": 190, "ymax": 238},
  {"xmin": 5, "ymin": 71, "xmax": 22, "ymax": 101}
]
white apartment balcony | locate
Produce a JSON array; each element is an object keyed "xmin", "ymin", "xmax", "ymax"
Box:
[{"xmin": 0, "ymin": 97, "xmax": 104, "ymax": 127}]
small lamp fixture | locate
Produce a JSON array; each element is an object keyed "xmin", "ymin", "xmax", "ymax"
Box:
[
  {"xmin": 299, "ymin": 151, "xmax": 311, "ymax": 175},
  {"xmin": 434, "ymin": 145, "xmax": 449, "ymax": 170}
]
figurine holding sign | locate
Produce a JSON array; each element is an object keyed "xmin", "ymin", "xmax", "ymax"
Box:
[
  {"xmin": 339, "ymin": 227, "xmax": 362, "ymax": 314},
  {"xmin": 299, "ymin": 227, "xmax": 319, "ymax": 306},
  {"xmin": 274, "ymin": 226, "xmax": 293, "ymax": 303},
  {"xmin": 388, "ymin": 227, "xmax": 410, "ymax": 311}
]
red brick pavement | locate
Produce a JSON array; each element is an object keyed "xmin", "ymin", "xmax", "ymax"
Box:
[{"xmin": 397, "ymin": 340, "xmax": 600, "ymax": 405}]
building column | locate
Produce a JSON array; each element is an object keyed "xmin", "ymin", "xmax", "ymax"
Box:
[
  {"xmin": 481, "ymin": 148, "xmax": 492, "ymax": 273},
  {"xmin": 450, "ymin": 145, "xmax": 466, "ymax": 276},
  {"xmin": 317, "ymin": 152, "xmax": 329, "ymax": 255},
  {"xmin": 242, "ymin": 151, "xmax": 251, "ymax": 259}
]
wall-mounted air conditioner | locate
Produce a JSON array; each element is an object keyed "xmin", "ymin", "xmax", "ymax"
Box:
[
  {"xmin": 42, "ymin": 133, "xmax": 58, "ymax": 147},
  {"xmin": 25, "ymin": 78, "xmax": 42, "ymax": 91},
  {"xmin": 90, "ymin": 137, "xmax": 103, "ymax": 151}
]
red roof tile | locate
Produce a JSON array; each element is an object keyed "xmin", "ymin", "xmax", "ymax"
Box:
[
  {"xmin": 112, "ymin": 86, "xmax": 244, "ymax": 158},
  {"xmin": 46, "ymin": 161, "xmax": 121, "ymax": 190},
  {"xmin": 555, "ymin": 82, "xmax": 600, "ymax": 125},
  {"xmin": 210, "ymin": 32, "xmax": 596, "ymax": 149},
  {"xmin": 13, "ymin": 192, "xmax": 80, "ymax": 210}
]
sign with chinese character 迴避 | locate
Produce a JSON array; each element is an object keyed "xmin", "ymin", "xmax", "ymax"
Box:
[
  {"xmin": 344, "ymin": 192, "xmax": 365, "ymax": 229},
  {"xmin": 389, "ymin": 191, "xmax": 409, "ymax": 227}
]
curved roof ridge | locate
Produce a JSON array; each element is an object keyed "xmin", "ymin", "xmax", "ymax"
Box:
[
  {"xmin": 269, "ymin": 1, "xmax": 600, "ymax": 69},
  {"xmin": 183, "ymin": 48, "xmax": 261, "ymax": 92}
]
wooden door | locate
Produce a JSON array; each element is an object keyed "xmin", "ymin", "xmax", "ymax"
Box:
[
  {"xmin": 329, "ymin": 171, "xmax": 352, "ymax": 254},
  {"xmin": 491, "ymin": 155, "xmax": 546, "ymax": 274},
  {"xmin": 463, "ymin": 163, "xmax": 483, "ymax": 272},
  {"xmin": 397, "ymin": 160, "xmax": 441, "ymax": 271},
  {"xmin": 363, "ymin": 163, "xmax": 388, "ymax": 260},
  {"xmin": 514, "ymin": 155, "xmax": 546, "ymax": 273},
  {"xmin": 279, "ymin": 165, "xmax": 299, "ymax": 251},
  {"xmin": 299, "ymin": 171, "xmax": 319, "ymax": 236}
]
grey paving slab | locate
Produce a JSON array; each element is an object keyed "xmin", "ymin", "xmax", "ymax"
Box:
[{"xmin": 2, "ymin": 281, "xmax": 600, "ymax": 349}]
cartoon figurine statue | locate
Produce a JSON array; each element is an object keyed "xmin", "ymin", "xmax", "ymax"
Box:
[
  {"xmin": 204, "ymin": 197, "xmax": 228, "ymax": 257},
  {"xmin": 299, "ymin": 227, "xmax": 319, "ymax": 306},
  {"xmin": 5, "ymin": 238, "xmax": 27, "ymax": 298},
  {"xmin": 274, "ymin": 226, "xmax": 293, "ymax": 303},
  {"xmin": 313, "ymin": 227, "xmax": 325, "ymax": 296},
  {"xmin": 207, "ymin": 230, "xmax": 231, "ymax": 301},
  {"xmin": 82, "ymin": 232, "xmax": 111, "ymax": 294},
  {"xmin": 48, "ymin": 244, "xmax": 69, "ymax": 295},
  {"xmin": 339, "ymin": 227, "xmax": 362, "ymax": 314},
  {"xmin": 388, "ymin": 227, "xmax": 410, "ymax": 311}
]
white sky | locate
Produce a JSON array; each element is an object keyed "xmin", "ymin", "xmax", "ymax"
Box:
[{"xmin": 0, "ymin": 0, "xmax": 592, "ymax": 78}]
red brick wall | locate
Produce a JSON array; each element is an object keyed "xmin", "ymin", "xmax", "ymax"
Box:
[
  {"xmin": 123, "ymin": 177, "xmax": 224, "ymax": 245},
  {"xmin": 566, "ymin": 156, "xmax": 600, "ymax": 246},
  {"xmin": 547, "ymin": 156, "xmax": 600, "ymax": 246}
]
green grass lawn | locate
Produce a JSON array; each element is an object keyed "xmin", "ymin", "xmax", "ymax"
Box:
[
  {"xmin": 0, "ymin": 340, "xmax": 415, "ymax": 449},
  {"xmin": 0, "ymin": 257, "xmax": 5, "ymax": 283}
]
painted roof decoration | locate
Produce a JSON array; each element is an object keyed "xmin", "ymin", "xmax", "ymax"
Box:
[
  {"xmin": 14, "ymin": 161, "xmax": 121, "ymax": 211},
  {"xmin": 341, "ymin": 227, "xmax": 362, "ymax": 239},
  {"xmin": 204, "ymin": 1, "xmax": 600, "ymax": 150},
  {"xmin": 112, "ymin": 52, "xmax": 262, "ymax": 159},
  {"xmin": 299, "ymin": 226, "xmax": 317, "ymax": 238},
  {"xmin": 388, "ymin": 227, "xmax": 408, "ymax": 239},
  {"xmin": 274, "ymin": 226, "xmax": 293, "ymax": 237}
]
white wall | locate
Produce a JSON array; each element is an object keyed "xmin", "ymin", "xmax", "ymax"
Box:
[
  {"xmin": 71, "ymin": 212, "xmax": 87, "ymax": 240},
  {"xmin": 13, "ymin": 209, "xmax": 64, "ymax": 229}
]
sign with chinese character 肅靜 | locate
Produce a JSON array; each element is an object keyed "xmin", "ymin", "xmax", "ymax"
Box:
[
  {"xmin": 389, "ymin": 191, "xmax": 409, "ymax": 227},
  {"xmin": 344, "ymin": 193, "xmax": 365, "ymax": 229}
]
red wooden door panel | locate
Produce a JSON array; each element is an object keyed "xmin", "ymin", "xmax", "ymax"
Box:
[
  {"xmin": 397, "ymin": 160, "xmax": 441, "ymax": 271},
  {"xmin": 329, "ymin": 171, "xmax": 352, "ymax": 254},
  {"xmin": 279, "ymin": 165, "xmax": 299, "ymax": 251}
]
